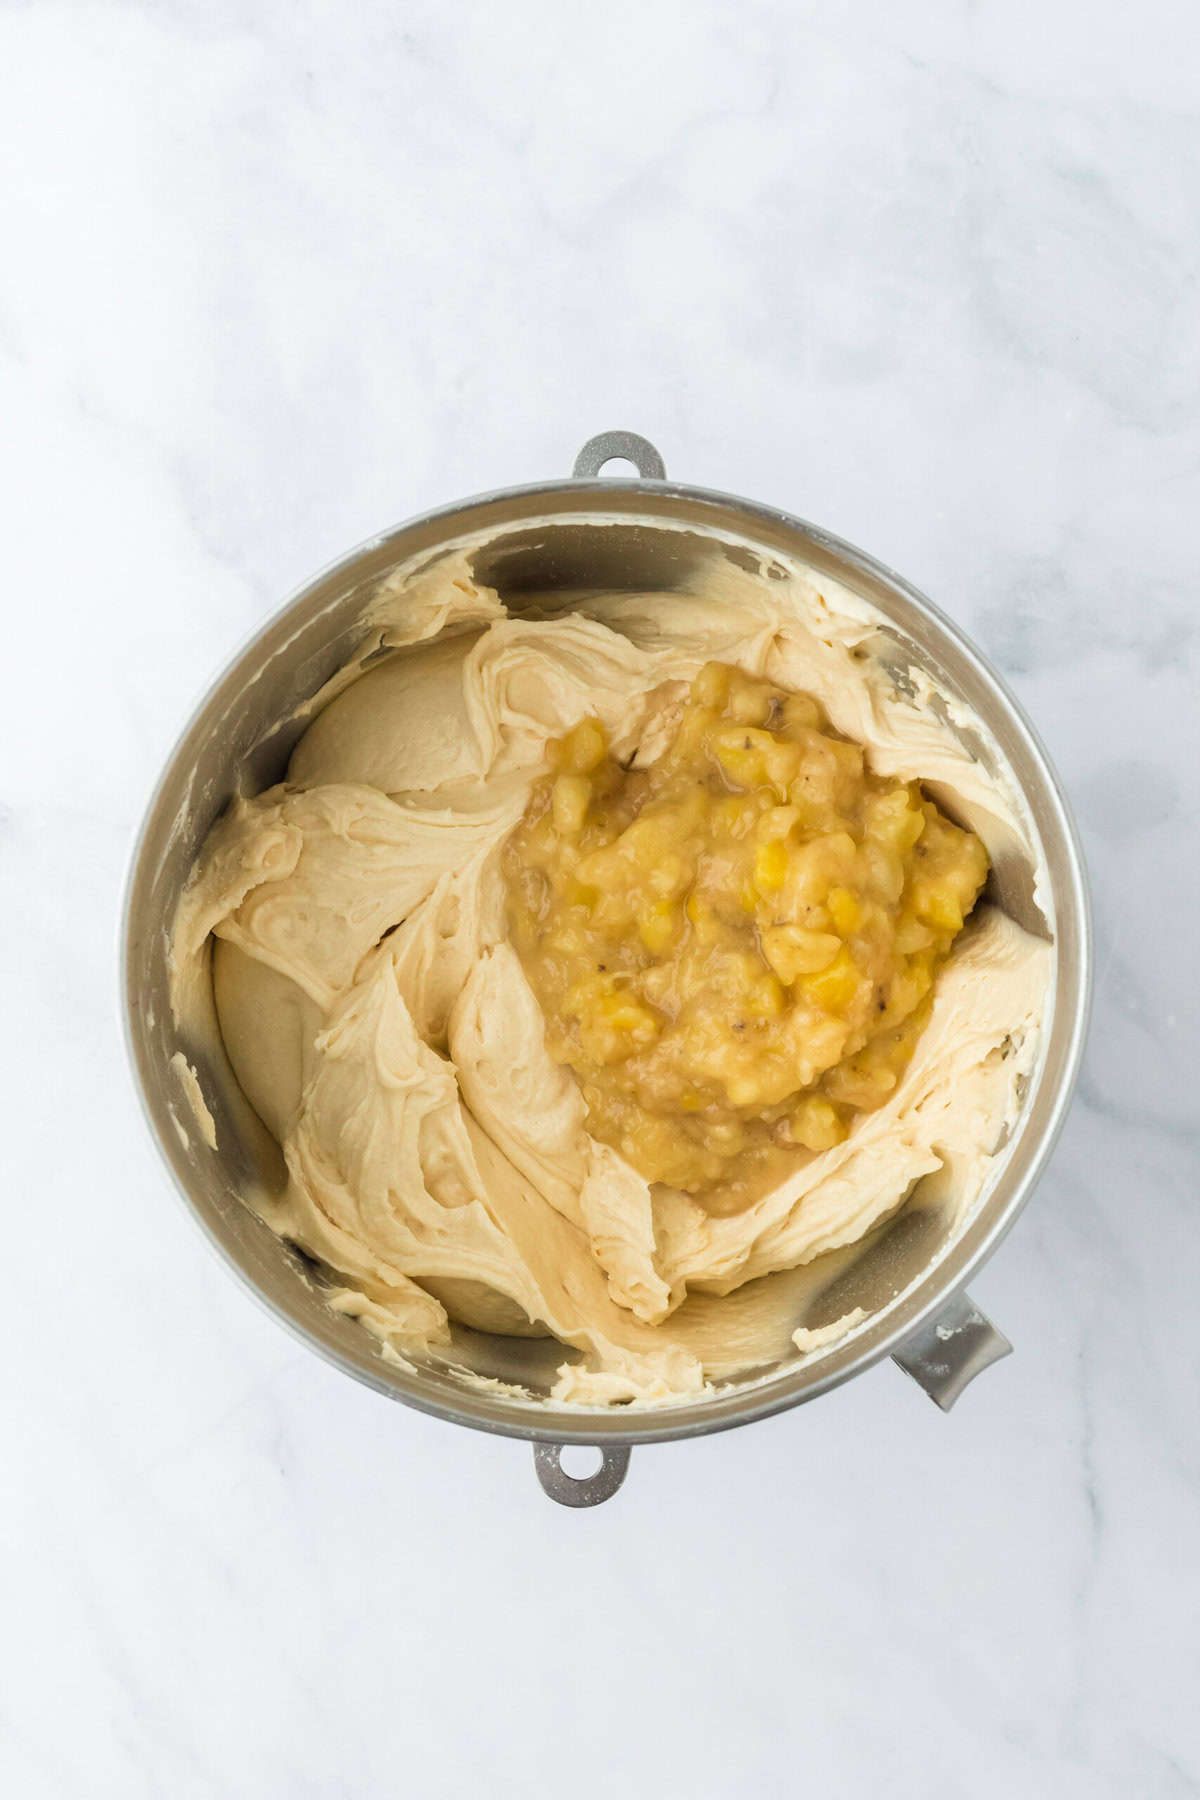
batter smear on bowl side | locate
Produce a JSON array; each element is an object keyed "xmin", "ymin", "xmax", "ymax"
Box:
[{"xmin": 171, "ymin": 547, "xmax": 1050, "ymax": 1405}]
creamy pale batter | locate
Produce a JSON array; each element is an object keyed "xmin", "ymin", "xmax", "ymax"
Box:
[{"xmin": 171, "ymin": 537, "xmax": 1051, "ymax": 1406}]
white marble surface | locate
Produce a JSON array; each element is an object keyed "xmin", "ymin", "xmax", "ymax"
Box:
[{"xmin": 2, "ymin": 3, "xmax": 1198, "ymax": 1794}]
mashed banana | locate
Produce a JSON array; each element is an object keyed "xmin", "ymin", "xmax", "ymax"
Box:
[
  {"xmin": 505, "ymin": 663, "xmax": 989, "ymax": 1203},
  {"xmin": 171, "ymin": 539, "xmax": 1050, "ymax": 1406}
]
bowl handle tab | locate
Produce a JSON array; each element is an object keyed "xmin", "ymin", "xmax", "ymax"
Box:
[
  {"xmin": 533, "ymin": 1442, "xmax": 632, "ymax": 1508},
  {"xmin": 892, "ymin": 1291, "xmax": 1012, "ymax": 1411},
  {"xmin": 572, "ymin": 430, "xmax": 667, "ymax": 481}
]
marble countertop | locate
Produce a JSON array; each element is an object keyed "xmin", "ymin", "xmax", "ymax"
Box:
[{"xmin": 2, "ymin": 3, "xmax": 1197, "ymax": 1795}]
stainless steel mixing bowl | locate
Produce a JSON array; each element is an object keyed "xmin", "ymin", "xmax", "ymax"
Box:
[{"xmin": 123, "ymin": 431, "xmax": 1091, "ymax": 1507}]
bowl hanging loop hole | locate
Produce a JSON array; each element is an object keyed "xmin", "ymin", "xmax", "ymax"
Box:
[
  {"xmin": 572, "ymin": 430, "xmax": 667, "ymax": 481},
  {"xmin": 532, "ymin": 1442, "xmax": 631, "ymax": 1507}
]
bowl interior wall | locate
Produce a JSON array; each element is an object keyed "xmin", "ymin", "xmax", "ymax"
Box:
[{"xmin": 124, "ymin": 484, "xmax": 1087, "ymax": 1444}]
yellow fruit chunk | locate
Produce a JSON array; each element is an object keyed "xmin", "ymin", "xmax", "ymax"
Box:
[
  {"xmin": 826, "ymin": 885, "xmax": 863, "ymax": 934},
  {"xmin": 743, "ymin": 973, "xmax": 785, "ymax": 1019},
  {"xmin": 712, "ymin": 726, "xmax": 771, "ymax": 788},
  {"xmin": 555, "ymin": 716, "xmax": 608, "ymax": 774},
  {"xmin": 782, "ymin": 693, "xmax": 821, "ymax": 732},
  {"xmin": 790, "ymin": 1095, "xmax": 848, "ymax": 1152},
  {"xmin": 909, "ymin": 878, "xmax": 963, "ymax": 933},
  {"xmin": 803, "ymin": 945, "xmax": 864, "ymax": 1013},
  {"xmin": 551, "ymin": 773, "xmax": 591, "ymax": 835},
  {"xmin": 726, "ymin": 1073, "xmax": 764, "ymax": 1107},
  {"xmin": 761, "ymin": 925, "xmax": 841, "ymax": 984},
  {"xmin": 638, "ymin": 899, "xmax": 679, "ymax": 955},
  {"xmin": 711, "ymin": 796, "xmax": 748, "ymax": 837},
  {"xmin": 857, "ymin": 839, "xmax": 905, "ymax": 905},
  {"xmin": 765, "ymin": 741, "xmax": 803, "ymax": 796},
  {"xmin": 685, "ymin": 892, "xmax": 723, "ymax": 944},
  {"xmin": 754, "ymin": 839, "xmax": 789, "ymax": 894},
  {"xmin": 565, "ymin": 877, "xmax": 599, "ymax": 910},
  {"xmin": 759, "ymin": 804, "xmax": 804, "ymax": 841},
  {"xmin": 867, "ymin": 787, "xmax": 926, "ymax": 851},
  {"xmin": 712, "ymin": 727, "xmax": 801, "ymax": 797},
  {"xmin": 824, "ymin": 1054, "xmax": 899, "ymax": 1109},
  {"xmin": 895, "ymin": 911, "xmax": 934, "ymax": 953},
  {"xmin": 645, "ymin": 853, "xmax": 688, "ymax": 899},
  {"xmin": 589, "ymin": 991, "xmax": 659, "ymax": 1051},
  {"xmin": 573, "ymin": 845, "xmax": 622, "ymax": 887},
  {"xmin": 728, "ymin": 681, "xmax": 773, "ymax": 725},
  {"xmin": 877, "ymin": 955, "xmax": 936, "ymax": 1030}
]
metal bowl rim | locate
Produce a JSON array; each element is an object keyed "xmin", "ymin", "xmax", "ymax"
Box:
[{"xmin": 121, "ymin": 470, "xmax": 1093, "ymax": 1446}]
